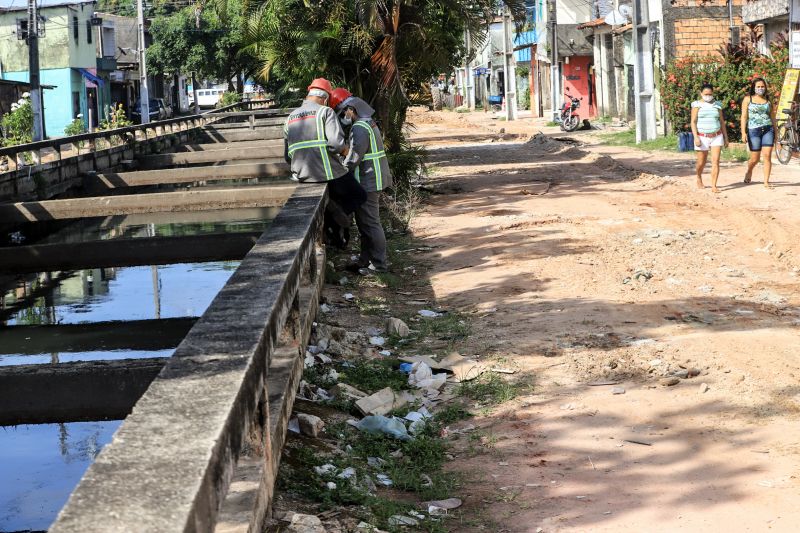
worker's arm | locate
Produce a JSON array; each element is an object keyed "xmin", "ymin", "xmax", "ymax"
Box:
[
  {"xmin": 322, "ymin": 107, "xmax": 346, "ymax": 154},
  {"xmin": 283, "ymin": 122, "xmax": 291, "ymax": 164},
  {"xmin": 343, "ymin": 124, "xmax": 370, "ymax": 170}
]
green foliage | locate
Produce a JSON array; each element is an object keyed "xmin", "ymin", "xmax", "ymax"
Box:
[
  {"xmin": 662, "ymin": 36, "xmax": 788, "ymax": 139},
  {"xmin": 63, "ymin": 117, "xmax": 85, "ymax": 137},
  {"xmin": 602, "ymin": 128, "xmax": 679, "ymax": 151},
  {"xmin": 218, "ymin": 91, "xmax": 241, "ymax": 107},
  {"xmin": 98, "ymin": 104, "xmax": 133, "ymax": 131},
  {"xmin": 457, "ymin": 372, "xmax": 520, "ymax": 405},
  {"xmin": 2, "ymin": 95, "xmax": 33, "ymax": 147},
  {"xmin": 337, "ymin": 358, "xmax": 410, "ymax": 394}
]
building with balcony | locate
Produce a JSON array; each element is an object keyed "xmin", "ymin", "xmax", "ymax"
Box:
[{"xmin": 0, "ymin": 0, "xmax": 117, "ymax": 136}]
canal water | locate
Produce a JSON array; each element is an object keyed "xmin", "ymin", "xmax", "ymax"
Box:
[{"xmin": 0, "ymin": 206, "xmax": 277, "ymax": 531}]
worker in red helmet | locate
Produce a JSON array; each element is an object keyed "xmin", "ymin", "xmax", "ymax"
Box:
[
  {"xmin": 332, "ymin": 89, "xmax": 393, "ymax": 274},
  {"xmin": 284, "ymin": 78, "xmax": 365, "ymax": 248}
]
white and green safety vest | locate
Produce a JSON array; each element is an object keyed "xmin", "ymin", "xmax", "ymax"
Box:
[
  {"xmin": 283, "ymin": 100, "xmax": 348, "ymax": 183},
  {"xmin": 346, "ymin": 120, "xmax": 392, "ymax": 192}
]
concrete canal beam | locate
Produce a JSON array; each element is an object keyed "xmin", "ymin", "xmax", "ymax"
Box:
[
  {"xmin": 84, "ymin": 162, "xmax": 290, "ymax": 189},
  {"xmin": 198, "ymin": 128, "xmax": 284, "ymax": 143},
  {"xmin": 0, "ymin": 184, "xmax": 296, "ymax": 222},
  {"xmin": 204, "ymin": 120, "xmax": 285, "ymax": 130},
  {"xmin": 136, "ymin": 150, "xmax": 284, "ymax": 169},
  {"xmin": 0, "ymin": 358, "xmax": 167, "ymax": 426},
  {"xmin": 0, "ymin": 231, "xmax": 262, "ymax": 274},
  {"xmin": 0, "ymin": 318, "xmax": 197, "ymax": 355},
  {"xmin": 51, "ymin": 185, "xmax": 327, "ymax": 533},
  {"xmin": 178, "ymin": 139, "xmax": 282, "ymax": 153}
]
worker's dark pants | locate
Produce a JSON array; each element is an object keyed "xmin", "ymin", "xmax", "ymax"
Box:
[
  {"xmin": 325, "ymin": 172, "xmax": 366, "ymax": 249},
  {"xmin": 354, "ymin": 191, "xmax": 387, "ymax": 270}
]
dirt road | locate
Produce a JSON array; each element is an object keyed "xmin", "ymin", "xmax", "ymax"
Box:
[{"xmin": 408, "ymin": 109, "xmax": 800, "ymax": 532}]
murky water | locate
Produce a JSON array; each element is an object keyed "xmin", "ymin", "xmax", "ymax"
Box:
[
  {"xmin": 0, "ymin": 421, "xmax": 121, "ymax": 532},
  {"xmin": 0, "ymin": 206, "xmax": 276, "ymax": 530}
]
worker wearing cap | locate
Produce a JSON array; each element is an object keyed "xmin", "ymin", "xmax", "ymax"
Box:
[
  {"xmin": 284, "ymin": 79, "xmax": 365, "ymax": 247},
  {"xmin": 329, "ymin": 88, "xmax": 393, "ymax": 273}
]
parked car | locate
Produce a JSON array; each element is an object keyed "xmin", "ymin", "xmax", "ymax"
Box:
[
  {"xmin": 194, "ymin": 89, "xmax": 224, "ymax": 108},
  {"xmin": 130, "ymin": 98, "xmax": 173, "ymax": 123}
]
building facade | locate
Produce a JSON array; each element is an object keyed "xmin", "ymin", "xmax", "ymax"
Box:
[{"xmin": 0, "ymin": 0, "xmax": 118, "ymax": 136}]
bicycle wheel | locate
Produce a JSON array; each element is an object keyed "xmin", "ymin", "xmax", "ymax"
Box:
[{"xmin": 776, "ymin": 124, "xmax": 794, "ymax": 165}]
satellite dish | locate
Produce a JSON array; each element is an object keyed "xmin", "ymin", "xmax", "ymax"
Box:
[{"xmin": 604, "ymin": 9, "xmax": 627, "ymax": 25}]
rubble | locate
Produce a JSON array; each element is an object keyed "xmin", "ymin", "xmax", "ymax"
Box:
[
  {"xmin": 297, "ymin": 414, "xmax": 325, "ymax": 438},
  {"xmin": 285, "ymin": 512, "xmax": 326, "ymax": 533},
  {"xmin": 386, "ymin": 317, "xmax": 411, "ymax": 337},
  {"xmin": 355, "ymin": 387, "xmax": 412, "ymax": 416}
]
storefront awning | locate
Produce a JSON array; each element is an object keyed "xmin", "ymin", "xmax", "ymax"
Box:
[{"xmin": 76, "ymin": 68, "xmax": 104, "ymax": 88}]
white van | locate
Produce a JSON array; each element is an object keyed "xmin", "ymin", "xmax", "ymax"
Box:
[{"xmin": 194, "ymin": 89, "xmax": 224, "ymax": 108}]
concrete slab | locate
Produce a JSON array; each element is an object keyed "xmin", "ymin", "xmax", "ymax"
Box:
[
  {"xmin": 136, "ymin": 150, "xmax": 284, "ymax": 169},
  {"xmin": 178, "ymin": 140, "xmax": 282, "ymax": 153},
  {"xmin": 85, "ymin": 162, "xmax": 289, "ymax": 189},
  {"xmin": 0, "ymin": 231, "xmax": 262, "ymax": 274},
  {"xmin": 198, "ymin": 129, "xmax": 284, "ymax": 143},
  {"xmin": 0, "ymin": 358, "xmax": 166, "ymax": 425},
  {"xmin": 0, "ymin": 317, "xmax": 197, "ymax": 355},
  {"xmin": 0, "ymin": 184, "xmax": 296, "ymax": 222}
]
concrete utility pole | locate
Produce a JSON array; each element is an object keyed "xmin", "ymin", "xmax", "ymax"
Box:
[
  {"xmin": 28, "ymin": 0, "xmax": 44, "ymax": 141},
  {"xmin": 791, "ymin": 0, "xmax": 800, "ymax": 68},
  {"xmin": 632, "ymin": 0, "xmax": 657, "ymax": 142},
  {"xmin": 137, "ymin": 0, "xmax": 150, "ymax": 124},
  {"xmin": 464, "ymin": 28, "xmax": 475, "ymax": 110},
  {"xmin": 502, "ymin": 6, "xmax": 517, "ymax": 120},
  {"xmin": 549, "ymin": 0, "xmax": 560, "ymax": 121}
]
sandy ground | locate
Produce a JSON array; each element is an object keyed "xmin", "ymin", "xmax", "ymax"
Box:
[{"xmin": 407, "ymin": 109, "xmax": 800, "ymax": 532}]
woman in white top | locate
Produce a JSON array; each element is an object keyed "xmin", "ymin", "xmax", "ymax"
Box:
[{"xmin": 691, "ymin": 83, "xmax": 729, "ymax": 193}]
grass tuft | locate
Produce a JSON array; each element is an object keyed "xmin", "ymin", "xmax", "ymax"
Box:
[{"xmin": 457, "ymin": 372, "xmax": 520, "ymax": 406}]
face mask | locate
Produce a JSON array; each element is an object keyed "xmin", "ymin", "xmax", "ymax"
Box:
[
  {"xmin": 341, "ymin": 116, "xmax": 352, "ymax": 126},
  {"xmin": 702, "ymin": 95, "xmax": 714, "ymax": 103},
  {"xmin": 755, "ymin": 87, "xmax": 766, "ymax": 96}
]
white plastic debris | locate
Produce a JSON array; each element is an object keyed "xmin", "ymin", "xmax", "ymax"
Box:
[
  {"xmin": 367, "ymin": 457, "xmax": 386, "ymax": 467},
  {"xmin": 379, "ymin": 350, "xmax": 392, "ymax": 357},
  {"xmin": 369, "ymin": 336, "xmax": 386, "ymax": 346},
  {"xmin": 304, "ymin": 352, "xmax": 316, "ymax": 368},
  {"xmin": 375, "ymin": 473, "xmax": 393, "ymax": 486},
  {"xmin": 388, "ymin": 515, "xmax": 419, "ymax": 526},
  {"xmin": 418, "ymin": 309, "xmax": 442, "ymax": 318},
  {"xmin": 337, "ymin": 467, "xmax": 356, "ymax": 479},
  {"xmin": 320, "ymin": 303, "xmax": 332, "ymax": 313},
  {"xmin": 326, "ymin": 481, "xmax": 337, "ymax": 490},
  {"xmin": 287, "ymin": 417, "xmax": 300, "ymax": 434},
  {"xmin": 344, "ymin": 293, "xmax": 355, "ymax": 301},
  {"xmin": 314, "ymin": 464, "xmax": 336, "ymax": 475},
  {"xmin": 408, "ymin": 361, "xmax": 447, "ymax": 390}
]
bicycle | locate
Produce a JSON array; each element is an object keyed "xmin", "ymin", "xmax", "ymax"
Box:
[{"xmin": 776, "ymin": 101, "xmax": 800, "ymax": 165}]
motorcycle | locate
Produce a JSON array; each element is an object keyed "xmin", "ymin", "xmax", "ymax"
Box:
[{"xmin": 559, "ymin": 93, "xmax": 582, "ymax": 132}]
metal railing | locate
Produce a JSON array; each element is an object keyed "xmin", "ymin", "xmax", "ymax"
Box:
[{"xmin": 0, "ymin": 100, "xmax": 272, "ymax": 172}]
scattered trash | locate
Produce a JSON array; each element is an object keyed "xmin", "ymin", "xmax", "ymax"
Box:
[
  {"xmin": 699, "ymin": 383, "xmax": 710, "ymax": 393},
  {"xmin": 356, "ymin": 415, "xmax": 411, "ymax": 440},
  {"xmin": 399, "ymin": 362, "xmax": 414, "ymax": 373},
  {"xmin": 649, "ymin": 359, "xmax": 662, "ymax": 367},
  {"xmin": 337, "ymin": 467, "xmax": 356, "ymax": 480},
  {"xmin": 369, "ymin": 336, "xmax": 386, "ymax": 346},
  {"xmin": 375, "ymin": 474, "xmax": 393, "ymax": 486},
  {"xmin": 314, "ymin": 464, "xmax": 336, "ymax": 475},
  {"xmin": 386, "ymin": 317, "xmax": 411, "ymax": 337},
  {"xmin": 368, "ymin": 457, "xmax": 387, "ymax": 467},
  {"xmin": 489, "ymin": 367, "xmax": 516, "ymax": 374},
  {"xmin": 420, "ymin": 474, "xmax": 433, "ymax": 487},
  {"xmin": 343, "ymin": 293, "xmax": 355, "ymax": 301},
  {"xmin": 388, "ymin": 515, "xmax": 419, "ymax": 527},
  {"xmin": 422, "ymin": 497, "xmax": 463, "ymax": 515},
  {"xmin": 304, "ymin": 352, "xmax": 316, "ymax": 368},
  {"xmin": 633, "ymin": 270, "xmax": 652, "ymax": 282},
  {"xmin": 379, "ymin": 349, "xmax": 392, "ymax": 357},
  {"xmin": 587, "ymin": 380, "xmax": 621, "ymax": 386},
  {"xmin": 498, "ymin": 461, "xmax": 509, "ymax": 466},
  {"xmin": 418, "ymin": 309, "xmax": 442, "ymax": 318},
  {"xmin": 287, "ymin": 417, "xmax": 300, "ymax": 434},
  {"xmin": 326, "ymin": 368, "xmax": 339, "ymax": 382},
  {"xmin": 611, "ymin": 387, "xmax": 626, "ymax": 395},
  {"xmin": 325, "ymin": 481, "xmax": 337, "ymax": 490},
  {"xmin": 331, "ymin": 383, "xmax": 368, "ymax": 401},
  {"xmin": 297, "ymin": 413, "xmax": 325, "ymax": 438},
  {"xmin": 623, "ymin": 439, "xmax": 652, "ymax": 446},
  {"xmin": 338, "ymin": 276, "xmax": 349, "ymax": 286},
  {"xmin": 437, "ymin": 352, "xmax": 484, "ymax": 382},
  {"xmin": 356, "ymin": 387, "xmax": 410, "ymax": 416},
  {"xmin": 320, "ymin": 303, "xmax": 332, "ymax": 313},
  {"xmin": 405, "ymin": 409, "xmax": 432, "ymax": 433},
  {"xmin": 285, "ymin": 512, "xmax": 326, "ymax": 533},
  {"xmin": 315, "ymin": 353, "xmax": 333, "ymax": 364},
  {"xmin": 408, "ymin": 361, "xmax": 447, "ymax": 390}
]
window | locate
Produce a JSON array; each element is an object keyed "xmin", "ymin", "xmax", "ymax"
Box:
[
  {"xmin": 72, "ymin": 16, "xmax": 79, "ymax": 42},
  {"xmin": 86, "ymin": 20, "xmax": 92, "ymax": 44}
]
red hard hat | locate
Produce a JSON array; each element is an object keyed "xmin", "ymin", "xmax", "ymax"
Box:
[
  {"xmin": 307, "ymin": 78, "xmax": 333, "ymax": 95},
  {"xmin": 328, "ymin": 88, "xmax": 352, "ymax": 111}
]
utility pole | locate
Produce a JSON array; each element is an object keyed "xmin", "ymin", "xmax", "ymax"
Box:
[
  {"xmin": 28, "ymin": 0, "xmax": 44, "ymax": 141},
  {"xmin": 632, "ymin": 0, "xmax": 656, "ymax": 142},
  {"xmin": 136, "ymin": 0, "xmax": 150, "ymax": 124},
  {"xmin": 502, "ymin": 7, "xmax": 517, "ymax": 121},
  {"xmin": 464, "ymin": 28, "xmax": 475, "ymax": 110},
  {"xmin": 549, "ymin": 0, "xmax": 559, "ymax": 121}
]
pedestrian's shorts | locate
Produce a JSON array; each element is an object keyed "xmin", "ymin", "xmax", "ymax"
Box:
[
  {"xmin": 695, "ymin": 133, "xmax": 724, "ymax": 152},
  {"xmin": 747, "ymin": 125, "xmax": 774, "ymax": 152}
]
